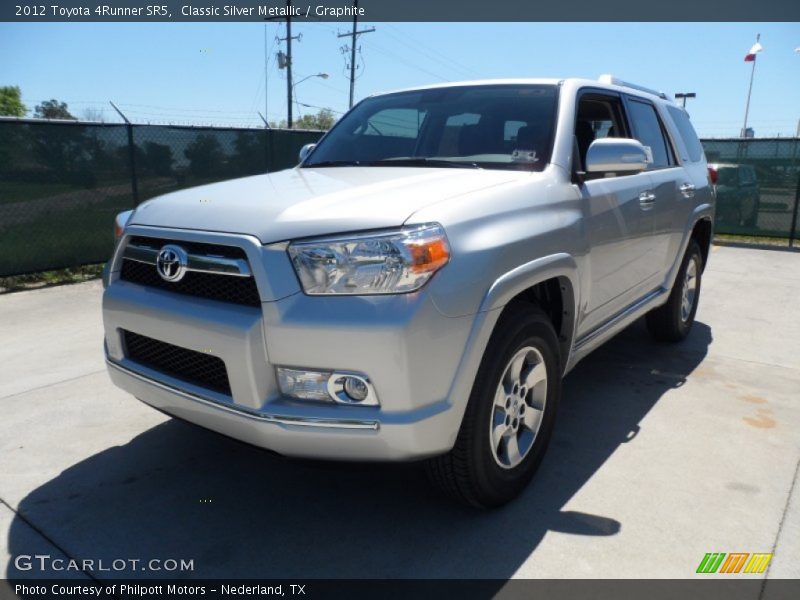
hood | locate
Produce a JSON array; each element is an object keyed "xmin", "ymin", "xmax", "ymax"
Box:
[{"xmin": 129, "ymin": 166, "xmax": 531, "ymax": 243}]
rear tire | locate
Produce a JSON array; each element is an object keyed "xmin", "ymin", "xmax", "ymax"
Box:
[
  {"xmin": 426, "ymin": 305, "xmax": 561, "ymax": 508},
  {"xmin": 646, "ymin": 240, "xmax": 703, "ymax": 342}
]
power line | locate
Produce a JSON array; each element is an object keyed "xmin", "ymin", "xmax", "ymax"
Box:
[
  {"xmin": 360, "ymin": 39, "xmax": 450, "ymax": 83},
  {"xmin": 382, "ymin": 24, "xmax": 482, "ymax": 79},
  {"xmin": 297, "ymin": 102, "xmax": 347, "ymax": 115}
]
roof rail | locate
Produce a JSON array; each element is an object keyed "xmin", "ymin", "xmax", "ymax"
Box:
[{"xmin": 598, "ymin": 74, "xmax": 668, "ymax": 100}]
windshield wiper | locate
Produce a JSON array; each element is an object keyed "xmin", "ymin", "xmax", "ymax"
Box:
[
  {"xmin": 303, "ymin": 160, "xmax": 362, "ymax": 168},
  {"xmin": 367, "ymin": 157, "xmax": 482, "ymax": 169}
]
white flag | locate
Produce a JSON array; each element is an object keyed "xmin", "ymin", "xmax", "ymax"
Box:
[{"xmin": 745, "ymin": 42, "xmax": 764, "ymax": 62}]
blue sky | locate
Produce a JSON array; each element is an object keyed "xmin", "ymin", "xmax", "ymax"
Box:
[{"xmin": 1, "ymin": 22, "xmax": 798, "ymax": 137}]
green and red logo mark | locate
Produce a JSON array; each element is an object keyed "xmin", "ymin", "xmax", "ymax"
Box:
[{"xmin": 696, "ymin": 553, "xmax": 773, "ymax": 574}]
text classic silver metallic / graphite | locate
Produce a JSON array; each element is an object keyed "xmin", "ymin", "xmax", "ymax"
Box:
[{"xmin": 103, "ymin": 76, "xmax": 714, "ymax": 507}]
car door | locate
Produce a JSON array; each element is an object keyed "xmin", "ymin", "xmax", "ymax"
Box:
[
  {"xmin": 624, "ymin": 96, "xmax": 683, "ymax": 288},
  {"xmin": 663, "ymin": 104, "xmax": 713, "ymax": 277},
  {"xmin": 577, "ymin": 91, "xmax": 658, "ymax": 335}
]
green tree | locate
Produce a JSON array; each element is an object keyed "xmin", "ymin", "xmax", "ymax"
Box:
[
  {"xmin": 270, "ymin": 109, "xmax": 337, "ymax": 131},
  {"xmin": 34, "ymin": 99, "xmax": 76, "ymax": 120},
  {"xmin": 0, "ymin": 85, "xmax": 27, "ymax": 117},
  {"xmin": 294, "ymin": 108, "xmax": 336, "ymax": 130}
]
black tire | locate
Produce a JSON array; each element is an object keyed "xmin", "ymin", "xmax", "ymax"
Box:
[
  {"xmin": 646, "ymin": 240, "xmax": 703, "ymax": 342},
  {"xmin": 425, "ymin": 304, "xmax": 561, "ymax": 508}
]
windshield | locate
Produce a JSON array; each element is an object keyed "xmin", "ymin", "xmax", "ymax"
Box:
[{"xmin": 303, "ymin": 84, "xmax": 559, "ymax": 171}]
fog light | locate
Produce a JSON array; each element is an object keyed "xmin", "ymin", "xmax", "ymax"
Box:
[
  {"xmin": 343, "ymin": 376, "xmax": 369, "ymax": 402},
  {"xmin": 276, "ymin": 368, "xmax": 332, "ymax": 402},
  {"xmin": 328, "ymin": 373, "xmax": 379, "ymax": 406}
]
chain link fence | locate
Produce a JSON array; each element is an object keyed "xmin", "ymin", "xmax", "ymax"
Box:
[
  {"xmin": 1, "ymin": 118, "xmax": 799, "ymax": 276},
  {"xmin": 0, "ymin": 119, "xmax": 322, "ymax": 276},
  {"xmin": 704, "ymin": 138, "xmax": 800, "ymax": 241}
]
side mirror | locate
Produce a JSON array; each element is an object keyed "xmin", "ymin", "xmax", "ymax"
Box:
[
  {"xmin": 585, "ymin": 138, "xmax": 649, "ymax": 175},
  {"xmin": 298, "ymin": 143, "xmax": 316, "ymax": 163}
]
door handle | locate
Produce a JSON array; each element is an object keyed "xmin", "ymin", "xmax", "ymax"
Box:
[
  {"xmin": 638, "ymin": 191, "xmax": 656, "ymax": 209},
  {"xmin": 679, "ymin": 182, "xmax": 696, "ymax": 198}
]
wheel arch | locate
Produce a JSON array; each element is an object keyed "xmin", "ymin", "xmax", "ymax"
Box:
[
  {"xmin": 691, "ymin": 217, "xmax": 713, "ymax": 271},
  {"xmin": 479, "ymin": 253, "xmax": 579, "ymax": 373}
]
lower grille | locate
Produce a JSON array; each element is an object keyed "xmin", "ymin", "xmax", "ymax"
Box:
[
  {"xmin": 120, "ymin": 259, "xmax": 261, "ymax": 307},
  {"xmin": 122, "ymin": 330, "xmax": 231, "ymax": 396}
]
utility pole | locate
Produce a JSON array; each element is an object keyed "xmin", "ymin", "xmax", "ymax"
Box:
[
  {"xmin": 277, "ymin": 3, "xmax": 301, "ymax": 128},
  {"xmin": 337, "ymin": 1, "xmax": 375, "ymax": 108},
  {"xmin": 286, "ymin": 10, "xmax": 293, "ymax": 128},
  {"xmin": 268, "ymin": 23, "xmax": 269, "ymax": 127}
]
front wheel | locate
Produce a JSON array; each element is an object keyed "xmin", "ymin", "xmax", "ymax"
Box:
[
  {"xmin": 646, "ymin": 240, "xmax": 703, "ymax": 342},
  {"xmin": 426, "ymin": 305, "xmax": 561, "ymax": 508}
]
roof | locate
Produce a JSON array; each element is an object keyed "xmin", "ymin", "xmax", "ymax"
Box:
[
  {"xmin": 370, "ymin": 78, "xmax": 564, "ymax": 98},
  {"xmin": 369, "ymin": 76, "xmax": 673, "ymax": 104}
]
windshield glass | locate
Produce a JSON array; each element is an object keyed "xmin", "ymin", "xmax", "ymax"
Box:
[{"xmin": 303, "ymin": 84, "xmax": 559, "ymax": 171}]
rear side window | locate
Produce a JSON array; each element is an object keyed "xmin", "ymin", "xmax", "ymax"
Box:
[
  {"xmin": 667, "ymin": 105, "xmax": 704, "ymax": 163},
  {"xmin": 627, "ymin": 99, "xmax": 673, "ymax": 169}
]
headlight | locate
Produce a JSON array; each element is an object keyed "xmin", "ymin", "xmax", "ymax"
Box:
[{"xmin": 287, "ymin": 223, "xmax": 450, "ymax": 295}]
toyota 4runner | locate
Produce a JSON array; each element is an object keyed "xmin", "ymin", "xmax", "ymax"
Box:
[{"xmin": 103, "ymin": 76, "xmax": 714, "ymax": 507}]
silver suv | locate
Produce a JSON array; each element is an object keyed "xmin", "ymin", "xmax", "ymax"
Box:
[{"xmin": 103, "ymin": 76, "xmax": 714, "ymax": 507}]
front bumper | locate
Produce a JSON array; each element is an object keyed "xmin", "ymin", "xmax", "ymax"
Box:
[
  {"xmin": 106, "ymin": 358, "xmax": 461, "ymax": 461},
  {"xmin": 103, "ymin": 227, "xmax": 476, "ymax": 461}
]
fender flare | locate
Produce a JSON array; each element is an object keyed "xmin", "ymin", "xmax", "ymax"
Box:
[
  {"xmin": 665, "ymin": 203, "xmax": 714, "ymax": 290},
  {"xmin": 440, "ymin": 253, "xmax": 581, "ymax": 448}
]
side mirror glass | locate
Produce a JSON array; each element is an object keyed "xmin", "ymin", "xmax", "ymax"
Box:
[
  {"xmin": 299, "ymin": 143, "xmax": 316, "ymax": 163},
  {"xmin": 585, "ymin": 138, "xmax": 649, "ymax": 175}
]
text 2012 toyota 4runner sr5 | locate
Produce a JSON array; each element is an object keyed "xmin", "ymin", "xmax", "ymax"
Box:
[{"xmin": 103, "ymin": 76, "xmax": 714, "ymax": 507}]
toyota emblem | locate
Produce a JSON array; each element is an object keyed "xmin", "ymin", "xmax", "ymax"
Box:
[{"xmin": 156, "ymin": 244, "xmax": 188, "ymax": 282}]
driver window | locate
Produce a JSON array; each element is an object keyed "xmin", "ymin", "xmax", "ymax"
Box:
[{"xmin": 575, "ymin": 95, "xmax": 626, "ymax": 171}]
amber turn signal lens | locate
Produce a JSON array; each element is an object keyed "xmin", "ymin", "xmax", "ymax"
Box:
[
  {"xmin": 408, "ymin": 237, "xmax": 450, "ymax": 274},
  {"xmin": 114, "ymin": 210, "xmax": 133, "ymax": 241}
]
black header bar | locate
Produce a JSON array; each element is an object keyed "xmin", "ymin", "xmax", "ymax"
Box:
[{"xmin": 2, "ymin": 0, "xmax": 799, "ymax": 22}]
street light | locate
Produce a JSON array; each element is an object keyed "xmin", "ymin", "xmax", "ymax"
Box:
[
  {"xmin": 292, "ymin": 73, "xmax": 329, "ymax": 90},
  {"xmin": 290, "ymin": 73, "xmax": 329, "ymax": 128},
  {"xmin": 674, "ymin": 92, "xmax": 696, "ymax": 108}
]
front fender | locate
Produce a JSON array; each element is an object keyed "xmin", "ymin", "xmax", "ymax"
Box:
[
  {"xmin": 436, "ymin": 253, "xmax": 581, "ymax": 451},
  {"xmin": 479, "ymin": 252, "xmax": 579, "ymax": 314},
  {"xmin": 480, "ymin": 252, "xmax": 580, "ymax": 375}
]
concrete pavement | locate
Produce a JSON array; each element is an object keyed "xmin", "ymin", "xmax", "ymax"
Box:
[{"xmin": 1, "ymin": 245, "xmax": 798, "ymax": 582}]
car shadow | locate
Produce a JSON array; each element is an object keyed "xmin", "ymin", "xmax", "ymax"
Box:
[{"xmin": 6, "ymin": 319, "xmax": 711, "ymax": 580}]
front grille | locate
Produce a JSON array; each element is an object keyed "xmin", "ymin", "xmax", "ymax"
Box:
[
  {"xmin": 123, "ymin": 330, "xmax": 231, "ymax": 396},
  {"xmin": 128, "ymin": 236, "xmax": 248, "ymax": 260},
  {"xmin": 120, "ymin": 260, "xmax": 261, "ymax": 307}
]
